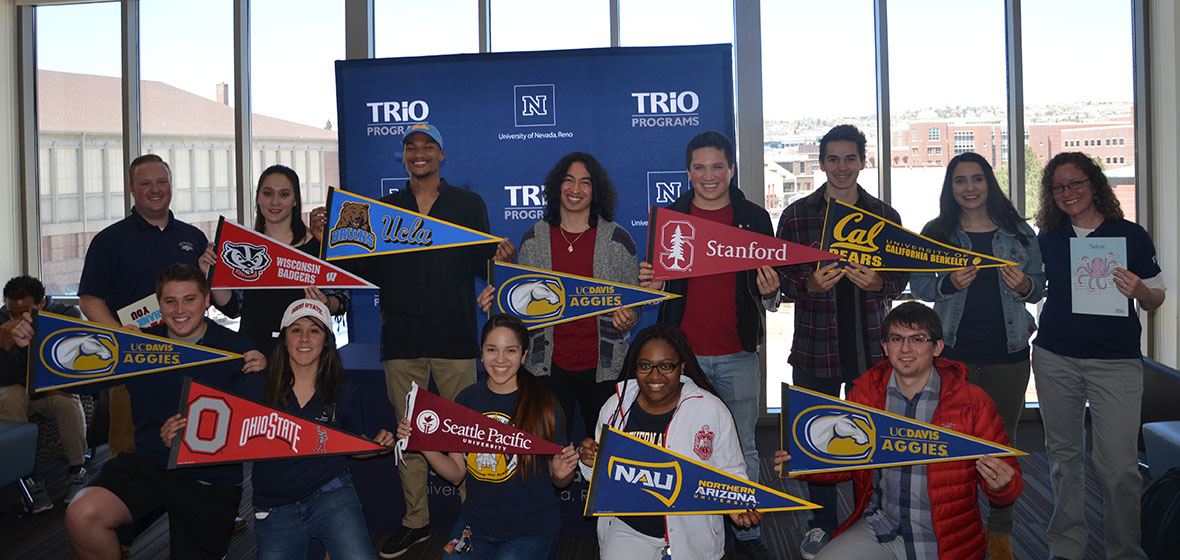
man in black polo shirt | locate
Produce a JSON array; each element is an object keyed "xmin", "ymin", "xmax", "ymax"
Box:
[
  {"xmin": 63, "ymin": 264, "xmax": 265, "ymax": 560},
  {"xmin": 77, "ymin": 154, "xmax": 209, "ymax": 458},
  {"xmin": 317, "ymin": 124, "xmax": 513, "ymax": 559}
]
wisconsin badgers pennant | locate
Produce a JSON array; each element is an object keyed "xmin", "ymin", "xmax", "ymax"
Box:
[
  {"xmin": 490, "ymin": 261, "xmax": 678, "ymax": 330},
  {"xmin": 399, "ymin": 382, "xmax": 564, "ymax": 456},
  {"xmin": 584, "ymin": 426, "xmax": 818, "ymax": 516},
  {"xmin": 321, "ymin": 187, "xmax": 502, "ymax": 261},
  {"xmin": 26, "ymin": 311, "xmax": 241, "ymax": 394},
  {"xmin": 209, "ymin": 217, "xmax": 376, "ymax": 289},
  {"xmin": 821, "ymin": 198, "xmax": 1018, "ymax": 271},
  {"xmin": 168, "ymin": 377, "xmax": 386, "ymax": 468},
  {"xmin": 648, "ymin": 206, "xmax": 840, "ymax": 281},
  {"xmin": 778, "ymin": 384, "xmax": 1025, "ymax": 476}
]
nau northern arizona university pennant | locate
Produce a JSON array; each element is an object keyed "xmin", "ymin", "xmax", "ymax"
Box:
[
  {"xmin": 321, "ymin": 187, "xmax": 502, "ymax": 261},
  {"xmin": 648, "ymin": 206, "xmax": 840, "ymax": 281},
  {"xmin": 26, "ymin": 311, "xmax": 242, "ymax": 394},
  {"xmin": 490, "ymin": 261, "xmax": 678, "ymax": 330},
  {"xmin": 168, "ymin": 378, "xmax": 386, "ymax": 468},
  {"xmin": 399, "ymin": 382, "xmax": 564, "ymax": 457},
  {"xmin": 778, "ymin": 384, "xmax": 1025, "ymax": 476},
  {"xmin": 585, "ymin": 426, "xmax": 818, "ymax": 516},
  {"xmin": 210, "ymin": 217, "xmax": 377, "ymax": 290},
  {"xmin": 821, "ymin": 198, "xmax": 1017, "ymax": 271}
]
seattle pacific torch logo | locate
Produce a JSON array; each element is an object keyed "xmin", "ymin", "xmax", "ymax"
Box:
[
  {"xmin": 220, "ymin": 241, "xmax": 272, "ymax": 281},
  {"xmin": 659, "ymin": 220, "xmax": 695, "ymax": 272},
  {"xmin": 794, "ymin": 406, "xmax": 876, "ymax": 465},
  {"xmin": 498, "ymin": 275, "xmax": 565, "ymax": 325},
  {"xmin": 41, "ymin": 329, "xmax": 118, "ymax": 378}
]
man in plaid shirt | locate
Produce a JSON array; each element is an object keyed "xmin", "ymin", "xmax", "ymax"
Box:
[{"xmin": 776, "ymin": 124, "xmax": 909, "ymax": 559}]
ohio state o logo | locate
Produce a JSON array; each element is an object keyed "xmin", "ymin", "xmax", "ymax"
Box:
[{"xmin": 183, "ymin": 396, "xmax": 231, "ymax": 455}]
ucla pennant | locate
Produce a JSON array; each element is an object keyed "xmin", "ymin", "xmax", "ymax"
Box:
[
  {"xmin": 27, "ymin": 311, "xmax": 242, "ymax": 393},
  {"xmin": 779, "ymin": 384, "xmax": 1025, "ymax": 475},
  {"xmin": 584, "ymin": 427, "xmax": 818, "ymax": 516},
  {"xmin": 491, "ymin": 262, "xmax": 678, "ymax": 330}
]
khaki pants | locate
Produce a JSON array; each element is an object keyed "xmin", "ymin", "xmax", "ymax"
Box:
[
  {"xmin": 108, "ymin": 385, "xmax": 135, "ymax": 458},
  {"xmin": 0, "ymin": 385, "xmax": 87, "ymax": 466},
  {"xmin": 385, "ymin": 358, "xmax": 476, "ymax": 529}
]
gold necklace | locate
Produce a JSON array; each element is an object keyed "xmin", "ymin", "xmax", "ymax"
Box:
[{"xmin": 559, "ymin": 227, "xmax": 587, "ymax": 253}]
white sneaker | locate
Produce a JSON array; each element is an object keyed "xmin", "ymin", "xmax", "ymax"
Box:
[
  {"xmin": 25, "ymin": 478, "xmax": 53, "ymax": 514},
  {"xmin": 64, "ymin": 468, "xmax": 89, "ymax": 504},
  {"xmin": 799, "ymin": 527, "xmax": 830, "ymax": 560}
]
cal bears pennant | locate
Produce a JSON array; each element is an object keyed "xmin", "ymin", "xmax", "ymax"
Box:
[
  {"xmin": 585, "ymin": 427, "xmax": 818, "ymax": 516},
  {"xmin": 778, "ymin": 384, "xmax": 1024, "ymax": 476},
  {"xmin": 648, "ymin": 206, "xmax": 840, "ymax": 281},
  {"xmin": 26, "ymin": 311, "xmax": 242, "ymax": 394},
  {"xmin": 210, "ymin": 217, "xmax": 376, "ymax": 289},
  {"xmin": 321, "ymin": 187, "xmax": 502, "ymax": 261},
  {"xmin": 397, "ymin": 382, "xmax": 564, "ymax": 460},
  {"xmin": 168, "ymin": 378, "xmax": 386, "ymax": 468},
  {"xmin": 490, "ymin": 261, "xmax": 678, "ymax": 330},
  {"xmin": 821, "ymin": 198, "xmax": 1017, "ymax": 271}
]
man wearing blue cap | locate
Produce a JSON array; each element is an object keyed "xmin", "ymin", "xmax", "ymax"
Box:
[{"xmin": 336, "ymin": 124, "xmax": 512, "ymax": 559}]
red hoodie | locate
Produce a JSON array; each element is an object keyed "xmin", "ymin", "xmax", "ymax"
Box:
[{"xmin": 803, "ymin": 358, "xmax": 1023, "ymax": 560}]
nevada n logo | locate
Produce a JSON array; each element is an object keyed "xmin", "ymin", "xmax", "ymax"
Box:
[
  {"xmin": 500, "ymin": 274, "xmax": 565, "ymax": 325},
  {"xmin": 609, "ymin": 457, "xmax": 681, "ymax": 507},
  {"xmin": 659, "ymin": 220, "xmax": 695, "ymax": 272},
  {"xmin": 794, "ymin": 406, "xmax": 876, "ymax": 465},
  {"xmin": 43, "ymin": 329, "xmax": 118, "ymax": 378},
  {"xmin": 220, "ymin": 241, "xmax": 271, "ymax": 281},
  {"xmin": 328, "ymin": 201, "xmax": 377, "ymax": 252}
]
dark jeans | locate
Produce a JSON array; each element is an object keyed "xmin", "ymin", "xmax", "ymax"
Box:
[
  {"xmin": 793, "ymin": 368, "xmax": 861, "ymax": 533},
  {"xmin": 542, "ymin": 362, "xmax": 616, "ymax": 442}
]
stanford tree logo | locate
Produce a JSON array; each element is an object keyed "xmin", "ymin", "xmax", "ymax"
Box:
[{"xmin": 659, "ymin": 220, "xmax": 695, "ymax": 272}]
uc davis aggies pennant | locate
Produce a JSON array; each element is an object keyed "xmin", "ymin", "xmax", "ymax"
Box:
[
  {"xmin": 399, "ymin": 382, "xmax": 563, "ymax": 456},
  {"xmin": 321, "ymin": 187, "xmax": 502, "ymax": 261},
  {"xmin": 821, "ymin": 198, "xmax": 1017, "ymax": 271},
  {"xmin": 779, "ymin": 384, "xmax": 1025, "ymax": 476},
  {"xmin": 648, "ymin": 206, "xmax": 840, "ymax": 281},
  {"xmin": 585, "ymin": 426, "xmax": 818, "ymax": 516},
  {"xmin": 210, "ymin": 217, "xmax": 376, "ymax": 289},
  {"xmin": 27, "ymin": 311, "xmax": 241, "ymax": 394},
  {"xmin": 491, "ymin": 261, "xmax": 678, "ymax": 330},
  {"xmin": 168, "ymin": 378, "xmax": 385, "ymax": 468}
]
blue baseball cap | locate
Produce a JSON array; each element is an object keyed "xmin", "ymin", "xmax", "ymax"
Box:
[{"xmin": 403, "ymin": 123, "xmax": 443, "ymax": 150}]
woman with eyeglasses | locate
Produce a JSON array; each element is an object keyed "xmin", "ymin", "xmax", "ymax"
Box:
[
  {"xmin": 576, "ymin": 324, "xmax": 761, "ymax": 560},
  {"xmin": 909, "ymin": 152, "xmax": 1043, "ymax": 559},
  {"xmin": 1032, "ymin": 152, "xmax": 1164, "ymax": 560}
]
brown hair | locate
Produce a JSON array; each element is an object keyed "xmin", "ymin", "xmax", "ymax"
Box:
[
  {"xmin": 154, "ymin": 263, "xmax": 209, "ymax": 299},
  {"xmin": 263, "ymin": 317, "xmax": 344, "ymax": 411},
  {"xmin": 129, "ymin": 154, "xmax": 172, "ymax": 185},
  {"xmin": 1034, "ymin": 151, "xmax": 1123, "ymax": 231}
]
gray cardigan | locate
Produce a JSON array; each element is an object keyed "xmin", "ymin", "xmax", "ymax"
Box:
[{"xmin": 517, "ymin": 219, "xmax": 640, "ymax": 382}]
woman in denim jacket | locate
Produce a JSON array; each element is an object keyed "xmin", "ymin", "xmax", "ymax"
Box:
[{"xmin": 910, "ymin": 152, "xmax": 1043, "ymax": 560}]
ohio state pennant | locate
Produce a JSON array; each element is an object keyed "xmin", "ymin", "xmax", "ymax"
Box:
[
  {"xmin": 779, "ymin": 384, "xmax": 1024, "ymax": 476},
  {"xmin": 27, "ymin": 311, "xmax": 241, "ymax": 394},
  {"xmin": 490, "ymin": 261, "xmax": 677, "ymax": 330},
  {"xmin": 168, "ymin": 377, "xmax": 386, "ymax": 468},
  {"xmin": 821, "ymin": 198, "xmax": 1017, "ymax": 271},
  {"xmin": 397, "ymin": 382, "xmax": 564, "ymax": 458},
  {"xmin": 584, "ymin": 426, "xmax": 818, "ymax": 516},
  {"xmin": 648, "ymin": 206, "xmax": 840, "ymax": 281},
  {"xmin": 321, "ymin": 188, "xmax": 502, "ymax": 261},
  {"xmin": 209, "ymin": 217, "xmax": 376, "ymax": 289}
]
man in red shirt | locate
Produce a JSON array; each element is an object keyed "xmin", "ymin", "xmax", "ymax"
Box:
[{"xmin": 640, "ymin": 131, "xmax": 780, "ymax": 559}]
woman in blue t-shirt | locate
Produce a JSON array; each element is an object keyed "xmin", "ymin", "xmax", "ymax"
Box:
[
  {"xmin": 396, "ymin": 314, "xmax": 579, "ymax": 559},
  {"xmin": 1032, "ymin": 152, "xmax": 1165, "ymax": 560},
  {"xmin": 910, "ymin": 152, "xmax": 1044, "ymax": 557}
]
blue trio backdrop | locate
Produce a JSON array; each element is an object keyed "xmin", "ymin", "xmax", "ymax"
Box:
[{"xmin": 335, "ymin": 44, "xmax": 735, "ymax": 343}]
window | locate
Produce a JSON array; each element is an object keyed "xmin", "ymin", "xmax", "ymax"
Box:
[
  {"xmin": 929, "ymin": 127, "xmax": 940, "ymax": 141},
  {"xmin": 495, "ymin": 0, "xmax": 609, "ymax": 51},
  {"xmin": 954, "ymin": 130, "xmax": 975, "ymax": 155},
  {"xmin": 912, "ymin": 128, "xmax": 918, "ymax": 142},
  {"xmin": 376, "ymin": 1, "xmax": 478, "ymax": 57},
  {"xmin": 623, "ymin": 0, "xmax": 733, "ymax": 47}
]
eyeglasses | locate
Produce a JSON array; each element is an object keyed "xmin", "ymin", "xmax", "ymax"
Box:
[
  {"xmin": 1050, "ymin": 179, "xmax": 1090, "ymax": 194},
  {"xmin": 637, "ymin": 361, "xmax": 681, "ymax": 373},
  {"xmin": 885, "ymin": 334, "xmax": 935, "ymax": 345}
]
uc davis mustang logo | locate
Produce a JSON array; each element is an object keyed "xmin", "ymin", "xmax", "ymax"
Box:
[
  {"xmin": 607, "ymin": 457, "xmax": 682, "ymax": 507},
  {"xmin": 220, "ymin": 241, "xmax": 272, "ymax": 281},
  {"xmin": 659, "ymin": 220, "xmax": 694, "ymax": 272},
  {"xmin": 794, "ymin": 406, "xmax": 876, "ymax": 465},
  {"xmin": 41, "ymin": 329, "xmax": 118, "ymax": 378},
  {"xmin": 499, "ymin": 275, "xmax": 565, "ymax": 324},
  {"xmin": 328, "ymin": 201, "xmax": 377, "ymax": 252}
]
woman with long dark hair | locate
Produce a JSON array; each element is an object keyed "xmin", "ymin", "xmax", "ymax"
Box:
[
  {"xmin": 909, "ymin": 152, "xmax": 1043, "ymax": 557},
  {"xmin": 577, "ymin": 324, "xmax": 761, "ymax": 559},
  {"xmin": 396, "ymin": 314, "xmax": 579, "ymax": 559},
  {"xmin": 205, "ymin": 165, "xmax": 349, "ymax": 356},
  {"xmin": 1032, "ymin": 152, "xmax": 1164, "ymax": 560}
]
